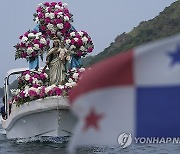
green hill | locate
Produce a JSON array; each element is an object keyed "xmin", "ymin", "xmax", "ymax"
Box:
[{"xmin": 83, "ymin": 1, "xmax": 180, "ymax": 66}]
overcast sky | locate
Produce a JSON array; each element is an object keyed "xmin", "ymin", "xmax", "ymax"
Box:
[{"xmin": 0, "ymin": 0, "xmax": 177, "ymax": 86}]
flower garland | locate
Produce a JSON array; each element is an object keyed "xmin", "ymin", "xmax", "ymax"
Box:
[
  {"xmin": 34, "ymin": 2, "xmax": 73, "ymax": 38},
  {"xmin": 65, "ymin": 31, "xmax": 94, "ymax": 57},
  {"xmin": 14, "ymin": 30, "xmax": 50, "ymax": 61},
  {"xmin": 10, "ymin": 68, "xmax": 85, "ymax": 106}
]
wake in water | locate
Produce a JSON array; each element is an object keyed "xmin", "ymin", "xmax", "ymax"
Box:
[{"xmin": 16, "ymin": 136, "xmax": 70, "ymax": 144}]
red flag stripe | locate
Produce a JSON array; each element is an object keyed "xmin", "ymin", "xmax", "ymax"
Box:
[{"xmin": 69, "ymin": 49, "xmax": 134, "ymax": 104}]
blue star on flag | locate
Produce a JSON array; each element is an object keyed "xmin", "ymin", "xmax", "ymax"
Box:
[{"xmin": 168, "ymin": 44, "xmax": 180, "ymax": 66}]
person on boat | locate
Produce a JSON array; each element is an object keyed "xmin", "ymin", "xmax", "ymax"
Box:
[
  {"xmin": 46, "ymin": 37, "xmax": 69, "ymax": 85},
  {"xmin": 0, "ymin": 97, "xmax": 12, "ymax": 119},
  {"xmin": 0, "ymin": 97, "xmax": 6, "ymax": 119}
]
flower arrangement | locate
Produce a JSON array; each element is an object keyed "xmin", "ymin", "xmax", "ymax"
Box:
[
  {"xmin": 65, "ymin": 67, "xmax": 85, "ymax": 87},
  {"xmin": 10, "ymin": 68, "xmax": 85, "ymax": 106},
  {"xmin": 33, "ymin": 2, "xmax": 73, "ymax": 38},
  {"xmin": 64, "ymin": 31, "xmax": 94, "ymax": 57},
  {"xmin": 14, "ymin": 30, "xmax": 50, "ymax": 61},
  {"xmin": 17, "ymin": 70, "xmax": 49, "ymax": 90}
]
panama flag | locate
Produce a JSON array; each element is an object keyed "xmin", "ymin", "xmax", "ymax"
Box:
[{"xmin": 68, "ymin": 34, "xmax": 180, "ymax": 151}]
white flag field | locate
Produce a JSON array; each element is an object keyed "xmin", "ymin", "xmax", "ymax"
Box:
[{"xmin": 68, "ymin": 33, "xmax": 180, "ymax": 152}]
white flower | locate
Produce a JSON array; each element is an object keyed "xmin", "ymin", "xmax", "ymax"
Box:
[
  {"xmin": 35, "ymin": 17, "xmax": 39, "ymax": 24},
  {"xmin": 65, "ymin": 39, "xmax": 71, "ymax": 44},
  {"xmin": 45, "ymin": 13, "xmax": 50, "ymax": 18},
  {"xmin": 78, "ymin": 31, "xmax": 84, "ymax": 36},
  {"xmin": 28, "ymin": 33, "xmax": 35, "ymax": 38},
  {"xmin": 64, "ymin": 16, "xmax": 69, "ymax": 21},
  {"xmin": 73, "ymin": 73, "xmax": 79, "ymax": 79},
  {"xmin": 57, "ymin": 23, "xmax": 64, "ymax": 29},
  {"xmin": 47, "ymin": 23, "xmax": 54, "ymax": 30},
  {"xmin": 70, "ymin": 45, "xmax": 76, "ymax": 50},
  {"xmin": 70, "ymin": 32, "xmax": 76, "ymax": 37},
  {"xmin": 82, "ymin": 37, "xmax": 88, "ymax": 43},
  {"xmin": 37, "ymin": 3, "xmax": 43, "ymax": 7},
  {"xmin": 55, "ymin": 4, "xmax": 61, "ymax": 9},
  {"xmin": 11, "ymin": 89, "xmax": 20, "ymax": 95},
  {"xmin": 21, "ymin": 36, "xmax": 28, "ymax": 43},
  {"xmin": 37, "ymin": 32, "xmax": 42, "ymax": 36},
  {"xmin": 74, "ymin": 38, "xmax": 78, "ymax": 42},
  {"xmin": 65, "ymin": 82, "xmax": 71, "ymax": 87},
  {"xmin": 57, "ymin": 12, "xmax": 63, "ymax": 18},
  {"xmin": 80, "ymin": 46, "xmax": 86, "ymax": 51},
  {"xmin": 58, "ymin": 85, "xmax": 64, "ymax": 89},
  {"xmin": 27, "ymin": 47, "xmax": 34, "ymax": 55},
  {"xmin": 68, "ymin": 78, "xmax": 74, "ymax": 83},
  {"xmin": 46, "ymin": 7, "xmax": 50, "ymax": 12},
  {"xmin": 79, "ymin": 67, "xmax": 85, "ymax": 72},
  {"xmin": 33, "ymin": 44, "xmax": 40, "ymax": 50},
  {"xmin": 71, "ymin": 82, "xmax": 77, "ymax": 87},
  {"xmin": 32, "ymin": 78, "xmax": 39, "ymax": 84},
  {"xmin": 49, "ymin": 12, "xmax": 55, "ymax": 19},
  {"xmin": 62, "ymin": 3, "xmax": 68, "ymax": 8},
  {"xmin": 25, "ymin": 85, "xmax": 29, "ymax": 90},
  {"xmin": 40, "ymin": 38, "xmax": 47, "ymax": 45},
  {"xmin": 25, "ymin": 74, "xmax": 31, "ymax": 81},
  {"xmin": 71, "ymin": 68, "xmax": 77, "ymax": 71}
]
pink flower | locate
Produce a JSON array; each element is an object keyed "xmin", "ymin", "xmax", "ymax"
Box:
[
  {"xmin": 20, "ymin": 91, "xmax": 25, "ymax": 98},
  {"xmin": 14, "ymin": 96, "xmax": 20, "ymax": 101},
  {"xmin": 32, "ymin": 52, "xmax": 37, "ymax": 57},
  {"xmin": 40, "ymin": 25, "xmax": 46, "ymax": 31},
  {"xmin": 64, "ymin": 22, "xmax": 71, "ymax": 29},
  {"xmin": 33, "ymin": 39, "xmax": 40, "ymax": 44},
  {"xmin": 36, "ymin": 7, "xmax": 42, "ymax": 13},
  {"xmin": 19, "ymin": 35, "xmax": 23, "ymax": 39},
  {"xmin": 71, "ymin": 39, "xmax": 75, "ymax": 45},
  {"xmin": 77, "ymin": 51, "xmax": 82, "ymax": 57},
  {"xmin": 44, "ymin": 2, "xmax": 50, "ymax": 7},
  {"xmin": 29, "ymin": 77, "xmax": 33, "ymax": 83},
  {"xmin": 64, "ymin": 9, "xmax": 69, "ymax": 14},
  {"xmin": 40, "ymin": 73, "xmax": 46, "ymax": 80},
  {"xmin": 77, "ymin": 39, "xmax": 83, "ymax": 46},
  {"xmin": 87, "ymin": 47, "xmax": 93, "ymax": 53},
  {"xmin": 45, "ymin": 18, "xmax": 51, "ymax": 24},
  {"xmin": 28, "ymin": 44, "xmax": 32, "ymax": 48},
  {"xmin": 29, "ymin": 90, "xmax": 37, "ymax": 97},
  {"xmin": 48, "ymin": 7, "xmax": 52, "ymax": 13},
  {"xmin": 20, "ymin": 43, "xmax": 26, "ymax": 47},
  {"xmin": 23, "ymin": 70, "xmax": 30, "ymax": 75},
  {"xmin": 24, "ymin": 32, "xmax": 29, "ymax": 37},
  {"xmin": 46, "ymin": 30, "xmax": 52, "ymax": 36},
  {"xmin": 50, "ymin": 2, "xmax": 57, "ymax": 7},
  {"xmin": 38, "ymin": 13, "xmax": 44, "ymax": 19},
  {"xmin": 33, "ymin": 84, "xmax": 39, "ymax": 88},
  {"xmin": 55, "ymin": 87, "xmax": 62, "ymax": 96},
  {"xmin": 48, "ymin": 90, "xmax": 53, "ymax": 96},
  {"xmin": 39, "ymin": 44, "xmax": 44, "ymax": 49},
  {"xmin": 56, "ymin": 18, "xmax": 63, "ymax": 24},
  {"xmin": 58, "ymin": 2, "xmax": 62, "ymax": 6},
  {"xmin": 33, "ymin": 74, "xmax": 39, "ymax": 79},
  {"xmin": 21, "ymin": 52, "xmax": 27, "ymax": 58}
]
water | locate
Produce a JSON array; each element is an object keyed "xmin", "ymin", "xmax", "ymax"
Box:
[{"xmin": 1, "ymin": 122, "xmax": 180, "ymax": 154}]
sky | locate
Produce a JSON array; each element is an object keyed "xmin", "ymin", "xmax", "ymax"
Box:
[{"xmin": 0, "ymin": 0, "xmax": 177, "ymax": 86}]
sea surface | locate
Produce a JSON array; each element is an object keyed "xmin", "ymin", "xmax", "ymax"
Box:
[{"xmin": 1, "ymin": 120, "xmax": 180, "ymax": 154}]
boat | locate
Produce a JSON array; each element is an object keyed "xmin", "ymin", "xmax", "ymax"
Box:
[{"xmin": 1, "ymin": 68, "xmax": 77, "ymax": 139}]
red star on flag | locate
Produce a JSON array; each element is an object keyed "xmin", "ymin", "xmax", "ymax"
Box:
[{"xmin": 83, "ymin": 108, "xmax": 104, "ymax": 131}]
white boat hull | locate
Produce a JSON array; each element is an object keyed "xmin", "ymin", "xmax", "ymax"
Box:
[{"xmin": 1, "ymin": 96, "xmax": 77, "ymax": 139}]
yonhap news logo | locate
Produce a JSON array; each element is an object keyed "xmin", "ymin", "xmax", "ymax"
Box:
[
  {"xmin": 118, "ymin": 132, "xmax": 180, "ymax": 148},
  {"xmin": 117, "ymin": 132, "xmax": 132, "ymax": 149}
]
